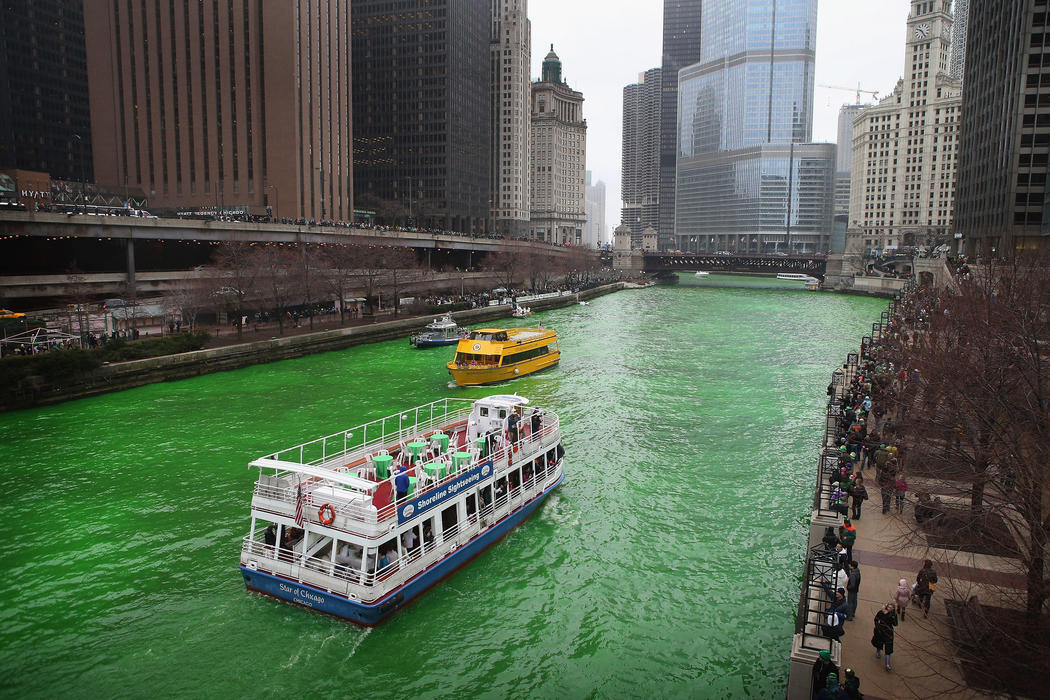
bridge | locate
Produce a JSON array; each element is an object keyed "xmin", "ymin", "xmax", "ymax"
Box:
[
  {"xmin": 642, "ymin": 251, "xmax": 827, "ymax": 277},
  {"xmin": 0, "ymin": 211, "xmax": 583, "ymax": 307}
]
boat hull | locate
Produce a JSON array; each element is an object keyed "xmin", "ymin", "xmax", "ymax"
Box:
[
  {"xmin": 411, "ymin": 337, "xmax": 460, "ymax": 348},
  {"xmin": 448, "ymin": 352, "xmax": 560, "ymax": 386},
  {"xmin": 240, "ymin": 470, "xmax": 564, "ymax": 626}
]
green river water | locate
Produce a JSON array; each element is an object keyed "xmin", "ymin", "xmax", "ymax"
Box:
[{"xmin": 0, "ymin": 276, "xmax": 885, "ymax": 699}]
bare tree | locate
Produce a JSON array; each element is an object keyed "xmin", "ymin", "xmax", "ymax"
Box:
[
  {"xmin": 211, "ymin": 242, "xmax": 259, "ymax": 339},
  {"xmin": 482, "ymin": 249, "xmax": 524, "ymax": 294},
  {"xmin": 167, "ymin": 275, "xmax": 214, "ymax": 332},
  {"xmin": 250, "ymin": 243, "xmax": 300, "ymax": 335},
  {"xmin": 318, "ymin": 243, "xmax": 362, "ymax": 325},
  {"xmin": 376, "ymin": 246, "xmax": 420, "ymax": 318},
  {"xmin": 296, "ymin": 243, "xmax": 326, "ymax": 330}
]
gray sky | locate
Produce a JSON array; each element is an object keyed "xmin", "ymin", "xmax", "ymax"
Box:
[{"xmin": 528, "ymin": 0, "xmax": 915, "ymax": 241}]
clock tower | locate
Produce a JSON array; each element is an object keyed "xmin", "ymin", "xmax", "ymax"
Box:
[{"xmin": 905, "ymin": 1, "xmax": 954, "ymax": 106}]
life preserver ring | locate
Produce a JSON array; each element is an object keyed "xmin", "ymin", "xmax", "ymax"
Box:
[{"xmin": 318, "ymin": 503, "xmax": 336, "ymax": 525}]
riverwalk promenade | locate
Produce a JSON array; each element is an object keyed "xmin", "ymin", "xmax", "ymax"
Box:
[{"xmin": 788, "ymin": 289, "xmax": 1029, "ymax": 699}]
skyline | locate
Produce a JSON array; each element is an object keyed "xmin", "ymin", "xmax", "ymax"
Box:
[{"xmin": 529, "ymin": 0, "xmax": 915, "ymax": 241}]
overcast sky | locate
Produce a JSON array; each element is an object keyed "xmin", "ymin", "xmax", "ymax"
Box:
[{"xmin": 528, "ymin": 0, "xmax": 915, "ymax": 241}]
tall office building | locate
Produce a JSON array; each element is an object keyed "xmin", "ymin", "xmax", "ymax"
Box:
[
  {"xmin": 835, "ymin": 104, "xmax": 867, "ymax": 217},
  {"xmin": 848, "ymin": 0, "xmax": 961, "ymax": 253},
  {"xmin": 490, "ymin": 0, "xmax": 531, "ymax": 237},
  {"xmin": 954, "ymin": 0, "xmax": 1049, "ymax": 255},
  {"xmin": 659, "ymin": 0, "xmax": 703, "ymax": 250},
  {"xmin": 584, "ymin": 171, "xmax": 607, "ymax": 247},
  {"xmin": 0, "ymin": 0, "xmax": 92, "ymax": 182},
  {"xmin": 353, "ymin": 0, "xmax": 489, "ymax": 232},
  {"xmin": 621, "ymin": 68, "xmax": 662, "ymax": 247},
  {"xmin": 530, "ymin": 47, "xmax": 586, "ymax": 245},
  {"xmin": 86, "ymin": 1, "xmax": 352, "ymax": 222},
  {"xmin": 949, "ymin": 0, "xmax": 969, "ymax": 81},
  {"xmin": 675, "ymin": 0, "xmax": 834, "ymax": 254}
]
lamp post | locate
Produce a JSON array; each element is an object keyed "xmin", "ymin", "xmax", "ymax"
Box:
[
  {"xmin": 403, "ymin": 176, "xmax": 412, "ymax": 226},
  {"xmin": 265, "ymin": 184, "xmax": 279, "ymax": 222},
  {"xmin": 73, "ymin": 134, "xmax": 85, "ymax": 213}
]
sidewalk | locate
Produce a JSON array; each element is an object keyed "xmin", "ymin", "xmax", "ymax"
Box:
[{"xmin": 835, "ymin": 469, "xmax": 1022, "ymax": 699}]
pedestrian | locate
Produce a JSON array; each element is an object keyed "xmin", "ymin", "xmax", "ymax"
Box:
[
  {"xmin": 894, "ymin": 578, "xmax": 911, "ymax": 621},
  {"xmin": 839, "ymin": 518, "xmax": 857, "ymax": 565},
  {"xmin": 871, "ymin": 602, "xmax": 898, "ymax": 671},
  {"xmin": 876, "ymin": 466, "xmax": 894, "ymax": 514},
  {"xmin": 842, "ymin": 668, "xmax": 862, "ymax": 700},
  {"xmin": 915, "ymin": 559, "xmax": 939, "ymax": 618},
  {"xmin": 851, "ymin": 475, "xmax": 868, "ymax": 520},
  {"xmin": 812, "ymin": 649, "xmax": 838, "ymax": 698},
  {"xmin": 894, "ymin": 472, "xmax": 908, "ymax": 514},
  {"xmin": 846, "ymin": 561, "xmax": 861, "ymax": 621},
  {"xmin": 822, "ymin": 526, "xmax": 839, "ymax": 551},
  {"xmin": 815, "ymin": 672, "xmax": 848, "ymax": 700}
]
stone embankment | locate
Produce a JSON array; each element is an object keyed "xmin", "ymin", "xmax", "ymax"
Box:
[{"xmin": 3, "ymin": 283, "xmax": 621, "ymax": 412}]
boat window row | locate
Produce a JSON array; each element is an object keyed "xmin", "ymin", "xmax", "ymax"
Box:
[
  {"xmin": 468, "ymin": 331, "xmax": 509, "ymax": 341},
  {"xmin": 503, "ymin": 344, "xmax": 552, "ymax": 365}
]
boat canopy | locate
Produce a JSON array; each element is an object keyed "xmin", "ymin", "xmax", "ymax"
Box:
[{"xmin": 250, "ymin": 457, "xmax": 378, "ymax": 494}]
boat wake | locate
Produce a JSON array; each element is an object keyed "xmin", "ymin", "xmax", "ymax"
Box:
[{"xmin": 342, "ymin": 628, "xmax": 371, "ymax": 661}]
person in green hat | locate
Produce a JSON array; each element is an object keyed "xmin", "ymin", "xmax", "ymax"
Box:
[{"xmin": 812, "ymin": 649, "xmax": 838, "ymax": 697}]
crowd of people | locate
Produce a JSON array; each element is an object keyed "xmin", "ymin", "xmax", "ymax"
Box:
[{"xmin": 811, "ymin": 284, "xmax": 947, "ymax": 697}]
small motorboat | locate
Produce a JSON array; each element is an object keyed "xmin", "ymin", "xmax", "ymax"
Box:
[
  {"xmin": 409, "ymin": 314, "xmax": 468, "ymax": 348},
  {"xmin": 511, "ymin": 305, "xmax": 532, "ymax": 318}
]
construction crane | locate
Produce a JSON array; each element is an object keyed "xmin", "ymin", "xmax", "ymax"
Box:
[{"xmin": 818, "ymin": 83, "xmax": 879, "ymax": 104}]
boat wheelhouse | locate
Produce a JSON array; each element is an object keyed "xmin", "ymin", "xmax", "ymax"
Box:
[
  {"xmin": 410, "ymin": 314, "xmax": 468, "ymax": 348},
  {"xmin": 239, "ymin": 395, "xmax": 564, "ymax": 625},
  {"xmin": 446, "ymin": 327, "xmax": 560, "ymax": 386}
]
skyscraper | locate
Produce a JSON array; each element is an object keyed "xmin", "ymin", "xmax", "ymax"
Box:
[
  {"xmin": 353, "ymin": 0, "xmax": 490, "ymax": 232},
  {"xmin": 848, "ymin": 1, "xmax": 961, "ymax": 254},
  {"xmin": 949, "ymin": 0, "xmax": 969, "ymax": 81},
  {"xmin": 659, "ymin": 0, "xmax": 703, "ymax": 250},
  {"xmin": 490, "ymin": 0, "xmax": 531, "ymax": 237},
  {"xmin": 954, "ymin": 0, "xmax": 1049, "ymax": 255},
  {"xmin": 85, "ymin": 1, "xmax": 352, "ymax": 221},
  {"xmin": 0, "ymin": 0, "xmax": 92, "ymax": 182},
  {"xmin": 835, "ymin": 104, "xmax": 867, "ymax": 218},
  {"xmin": 675, "ymin": 0, "xmax": 833, "ymax": 254},
  {"xmin": 530, "ymin": 47, "xmax": 586, "ymax": 245},
  {"xmin": 621, "ymin": 68, "xmax": 661, "ymax": 247},
  {"xmin": 584, "ymin": 171, "xmax": 607, "ymax": 247}
]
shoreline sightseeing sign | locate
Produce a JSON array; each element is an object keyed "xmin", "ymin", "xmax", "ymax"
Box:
[{"xmin": 397, "ymin": 462, "xmax": 492, "ymax": 524}]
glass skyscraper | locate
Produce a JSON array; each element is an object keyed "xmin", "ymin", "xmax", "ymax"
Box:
[{"xmin": 675, "ymin": 0, "xmax": 833, "ymax": 254}]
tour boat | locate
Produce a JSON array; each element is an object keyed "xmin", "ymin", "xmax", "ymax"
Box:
[
  {"xmin": 410, "ymin": 314, "xmax": 468, "ymax": 348},
  {"xmin": 447, "ymin": 327, "xmax": 560, "ymax": 386},
  {"xmin": 511, "ymin": 305, "xmax": 532, "ymax": 318},
  {"xmin": 239, "ymin": 394, "xmax": 565, "ymax": 626},
  {"xmin": 694, "ymin": 270, "xmax": 710, "ymax": 277}
]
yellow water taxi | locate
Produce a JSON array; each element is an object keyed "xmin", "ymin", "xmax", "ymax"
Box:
[{"xmin": 447, "ymin": 327, "xmax": 560, "ymax": 386}]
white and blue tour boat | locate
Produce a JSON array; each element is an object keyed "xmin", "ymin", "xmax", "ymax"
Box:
[
  {"xmin": 239, "ymin": 394, "xmax": 564, "ymax": 625},
  {"xmin": 409, "ymin": 314, "xmax": 468, "ymax": 348}
]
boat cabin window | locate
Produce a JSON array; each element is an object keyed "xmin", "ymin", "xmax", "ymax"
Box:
[
  {"xmin": 502, "ymin": 345, "xmax": 549, "ymax": 365},
  {"xmin": 499, "ymin": 408, "xmax": 507, "ymax": 419},
  {"xmin": 440, "ymin": 503, "xmax": 459, "ymax": 541},
  {"xmin": 468, "ymin": 331, "xmax": 508, "ymax": 341},
  {"xmin": 454, "ymin": 352, "xmax": 499, "ymax": 365},
  {"xmin": 480, "ymin": 407, "xmax": 488, "ymax": 417}
]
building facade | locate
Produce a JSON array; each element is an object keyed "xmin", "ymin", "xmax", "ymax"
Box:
[
  {"xmin": 529, "ymin": 47, "xmax": 586, "ymax": 245},
  {"xmin": 584, "ymin": 171, "xmax": 606, "ymax": 247},
  {"xmin": 835, "ymin": 104, "xmax": 867, "ymax": 217},
  {"xmin": 353, "ymin": 0, "xmax": 489, "ymax": 232},
  {"xmin": 85, "ymin": 0, "xmax": 351, "ymax": 222},
  {"xmin": 659, "ymin": 0, "xmax": 704, "ymax": 250},
  {"xmin": 490, "ymin": 0, "xmax": 531, "ymax": 237},
  {"xmin": 675, "ymin": 0, "xmax": 833, "ymax": 254},
  {"xmin": 0, "ymin": 0, "xmax": 92, "ymax": 183},
  {"xmin": 949, "ymin": 0, "xmax": 969, "ymax": 81},
  {"xmin": 954, "ymin": 0, "xmax": 1049, "ymax": 255},
  {"xmin": 621, "ymin": 68, "xmax": 661, "ymax": 247},
  {"xmin": 848, "ymin": 0, "xmax": 961, "ymax": 254}
]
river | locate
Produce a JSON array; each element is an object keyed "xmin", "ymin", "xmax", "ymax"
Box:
[{"xmin": 0, "ymin": 276, "xmax": 885, "ymax": 698}]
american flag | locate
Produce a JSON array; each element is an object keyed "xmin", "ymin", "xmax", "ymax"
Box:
[{"xmin": 294, "ymin": 481, "xmax": 305, "ymax": 527}]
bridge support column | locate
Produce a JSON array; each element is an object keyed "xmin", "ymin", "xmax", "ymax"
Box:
[{"xmin": 126, "ymin": 238, "xmax": 136, "ymax": 286}]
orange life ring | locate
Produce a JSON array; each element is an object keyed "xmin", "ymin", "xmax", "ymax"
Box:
[{"xmin": 318, "ymin": 503, "xmax": 336, "ymax": 525}]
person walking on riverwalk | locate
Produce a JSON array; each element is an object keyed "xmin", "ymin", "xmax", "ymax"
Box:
[
  {"xmin": 839, "ymin": 519, "xmax": 857, "ymax": 565},
  {"xmin": 871, "ymin": 602, "xmax": 898, "ymax": 671},
  {"xmin": 894, "ymin": 472, "xmax": 908, "ymax": 514},
  {"xmin": 894, "ymin": 578, "xmax": 911, "ymax": 621},
  {"xmin": 915, "ymin": 560, "xmax": 939, "ymax": 618},
  {"xmin": 877, "ymin": 466, "xmax": 894, "ymax": 514},
  {"xmin": 850, "ymin": 475, "xmax": 868, "ymax": 520},
  {"xmin": 846, "ymin": 562, "xmax": 861, "ymax": 621},
  {"xmin": 812, "ymin": 649, "xmax": 838, "ymax": 697},
  {"xmin": 842, "ymin": 668, "xmax": 862, "ymax": 700}
]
